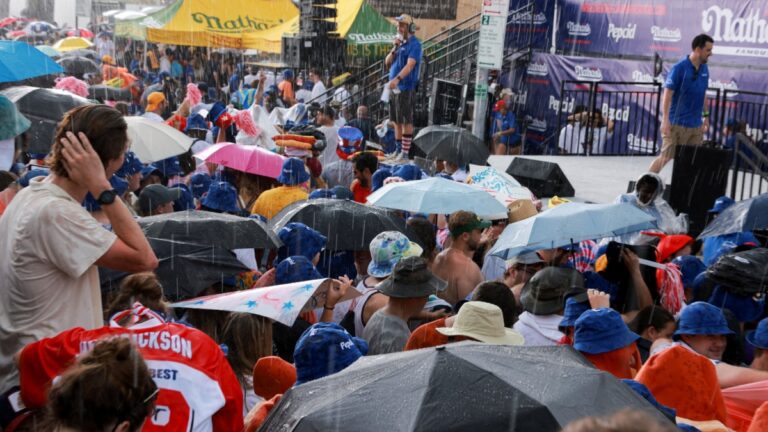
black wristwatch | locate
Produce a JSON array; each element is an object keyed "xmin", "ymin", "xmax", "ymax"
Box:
[{"xmin": 96, "ymin": 189, "xmax": 118, "ymax": 205}]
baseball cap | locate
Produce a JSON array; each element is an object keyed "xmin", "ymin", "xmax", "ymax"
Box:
[
  {"xmin": 138, "ymin": 184, "xmax": 181, "ymax": 214},
  {"xmin": 708, "ymin": 196, "xmax": 735, "ymax": 214},
  {"xmin": 293, "ymin": 322, "xmax": 368, "ymax": 385},
  {"xmin": 146, "ymin": 92, "xmax": 166, "ymax": 112},
  {"xmin": 367, "ymin": 231, "xmax": 423, "ymax": 278}
]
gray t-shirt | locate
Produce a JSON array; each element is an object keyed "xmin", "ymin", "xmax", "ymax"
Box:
[
  {"xmin": 321, "ymin": 159, "xmax": 354, "ymax": 190},
  {"xmin": 362, "ymin": 310, "xmax": 411, "ymax": 355}
]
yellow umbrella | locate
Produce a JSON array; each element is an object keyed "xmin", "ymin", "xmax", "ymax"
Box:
[{"xmin": 52, "ymin": 37, "xmax": 94, "ymax": 52}]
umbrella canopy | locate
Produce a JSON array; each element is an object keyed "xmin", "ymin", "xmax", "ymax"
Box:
[
  {"xmin": 34, "ymin": 45, "xmax": 61, "ymax": 58},
  {"xmin": 88, "ymin": 85, "xmax": 133, "ymax": 102},
  {"xmin": 269, "ymin": 198, "xmax": 416, "ymax": 251},
  {"xmin": 171, "ymin": 278, "xmax": 360, "ymax": 326},
  {"xmin": 53, "ymin": 36, "xmax": 94, "ymax": 52},
  {"xmin": 194, "ymin": 142, "xmax": 285, "ymax": 179},
  {"xmin": 56, "ymin": 56, "xmax": 99, "ymax": 78},
  {"xmin": 261, "ymin": 343, "xmax": 671, "ymax": 431},
  {"xmin": 125, "ymin": 116, "xmax": 195, "ymax": 163},
  {"xmin": 489, "ymin": 202, "xmax": 657, "ymax": 259},
  {"xmin": 100, "ymin": 237, "xmax": 250, "ymax": 301},
  {"xmin": 468, "ymin": 164, "xmax": 534, "ymax": 218},
  {"xmin": 139, "ymin": 210, "xmax": 282, "ymax": 250},
  {"xmin": 67, "ymin": 28, "xmax": 95, "ymax": 39},
  {"xmin": 60, "ymin": 48, "xmax": 97, "ymax": 60},
  {"xmin": 0, "ymin": 86, "xmax": 92, "ymax": 154},
  {"xmin": 367, "ymin": 176, "xmax": 507, "ymax": 217},
  {"xmin": 698, "ymin": 193, "xmax": 768, "ymax": 239},
  {"xmin": 413, "ymin": 125, "xmax": 490, "ymax": 166},
  {"xmin": 0, "ymin": 41, "xmax": 63, "ymax": 83},
  {"xmin": 705, "ymin": 248, "xmax": 768, "ymax": 296},
  {"xmin": 25, "ymin": 21, "xmax": 56, "ymax": 34}
]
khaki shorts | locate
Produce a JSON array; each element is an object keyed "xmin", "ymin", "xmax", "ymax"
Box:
[{"xmin": 660, "ymin": 124, "xmax": 704, "ymax": 159}]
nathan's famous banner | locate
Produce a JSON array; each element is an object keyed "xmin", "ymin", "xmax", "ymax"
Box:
[
  {"xmin": 518, "ymin": 52, "xmax": 768, "ymax": 155},
  {"xmin": 558, "ymin": 0, "xmax": 768, "ymax": 65}
]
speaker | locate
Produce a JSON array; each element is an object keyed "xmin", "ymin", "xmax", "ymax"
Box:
[
  {"xmin": 281, "ymin": 36, "xmax": 346, "ymax": 70},
  {"xmin": 669, "ymin": 145, "xmax": 731, "ymax": 237},
  {"xmin": 506, "ymin": 158, "xmax": 575, "ymax": 197}
]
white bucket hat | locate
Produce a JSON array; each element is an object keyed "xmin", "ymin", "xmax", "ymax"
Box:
[{"xmin": 437, "ymin": 301, "xmax": 525, "ymax": 345}]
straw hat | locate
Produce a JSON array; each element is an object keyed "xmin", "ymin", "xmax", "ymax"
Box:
[
  {"xmin": 436, "ymin": 301, "xmax": 525, "ymax": 345},
  {"xmin": 507, "ymin": 199, "xmax": 537, "ymax": 223}
]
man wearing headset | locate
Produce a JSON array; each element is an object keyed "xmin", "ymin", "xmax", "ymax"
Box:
[{"xmin": 385, "ymin": 14, "xmax": 422, "ymax": 160}]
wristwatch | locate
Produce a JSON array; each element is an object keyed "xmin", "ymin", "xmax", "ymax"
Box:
[{"xmin": 96, "ymin": 189, "xmax": 118, "ymax": 205}]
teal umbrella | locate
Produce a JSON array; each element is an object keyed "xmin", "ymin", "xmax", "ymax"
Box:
[
  {"xmin": 35, "ymin": 45, "xmax": 61, "ymax": 58},
  {"xmin": 0, "ymin": 41, "xmax": 63, "ymax": 83}
]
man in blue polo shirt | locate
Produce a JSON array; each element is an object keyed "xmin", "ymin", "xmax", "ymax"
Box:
[
  {"xmin": 649, "ymin": 34, "xmax": 714, "ymax": 173},
  {"xmin": 385, "ymin": 14, "xmax": 422, "ymax": 160}
]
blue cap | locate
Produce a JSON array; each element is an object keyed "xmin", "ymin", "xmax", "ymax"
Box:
[
  {"xmin": 309, "ymin": 188, "xmax": 335, "ymax": 199},
  {"xmin": 331, "ymin": 186, "xmax": 353, "ymax": 200},
  {"xmin": 18, "ymin": 168, "xmax": 49, "ymax": 187},
  {"xmin": 746, "ymin": 317, "xmax": 768, "ymax": 350},
  {"xmin": 559, "ymin": 296, "xmax": 590, "ymax": 330},
  {"xmin": 185, "ymin": 114, "xmax": 208, "ymax": 132},
  {"xmin": 707, "ymin": 285, "xmax": 765, "ymax": 323},
  {"xmin": 190, "ymin": 172, "xmax": 212, "ymax": 199},
  {"xmin": 708, "ymin": 196, "xmax": 735, "ymax": 213},
  {"xmin": 275, "ymin": 255, "xmax": 323, "ymax": 285},
  {"xmin": 393, "ymin": 163, "xmax": 422, "ymax": 181},
  {"xmin": 674, "ymin": 302, "xmax": 735, "ymax": 338},
  {"xmin": 156, "ymin": 157, "xmax": 182, "ymax": 178},
  {"xmin": 621, "ymin": 379, "xmax": 677, "ymax": 419},
  {"xmin": 671, "ymin": 255, "xmax": 707, "ymax": 289},
  {"xmin": 140, "ymin": 164, "xmax": 160, "ymax": 179},
  {"xmin": 282, "ymin": 68, "xmax": 294, "ymax": 80},
  {"xmin": 170, "ymin": 184, "xmax": 195, "ymax": 211},
  {"xmin": 574, "ymin": 308, "xmax": 640, "ymax": 354},
  {"xmin": 115, "ymin": 151, "xmax": 143, "ymax": 178},
  {"xmin": 277, "ymin": 222, "xmax": 327, "ymax": 262},
  {"xmin": 201, "ymin": 181, "xmax": 239, "ymax": 213},
  {"xmin": 293, "ymin": 322, "xmax": 368, "ymax": 385},
  {"xmin": 277, "ymin": 158, "xmax": 310, "ymax": 185},
  {"xmin": 371, "ymin": 168, "xmax": 392, "ymax": 192}
]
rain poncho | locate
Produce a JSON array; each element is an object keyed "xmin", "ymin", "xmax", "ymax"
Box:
[{"xmin": 613, "ymin": 172, "xmax": 688, "ymax": 244}]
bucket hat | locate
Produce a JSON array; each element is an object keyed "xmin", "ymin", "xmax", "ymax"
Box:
[
  {"xmin": 745, "ymin": 318, "xmax": 768, "ymax": 350},
  {"xmin": 277, "ymin": 222, "xmax": 327, "ymax": 262},
  {"xmin": 367, "ymin": 231, "xmax": 423, "ymax": 278},
  {"xmin": 18, "ymin": 168, "xmax": 49, "ymax": 187},
  {"xmin": 671, "ymin": 255, "xmax": 707, "ymax": 289},
  {"xmin": 331, "ymin": 186, "xmax": 353, "ymax": 200},
  {"xmin": 371, "ymin": 168, "xmax": 392, "ymax": 192},
  {"xmin": 707, "ymin": 285, "xmax": 765, "ymax": 323},
  {"xmin": 558, "ymin": 296, "xmax": 590, "ymax": 330},
  {"xmin": 185, "ymin": 113, "xmax": 208, "ymax": 132},
  {"xmin": 276, "ymin": 255, "xmax": 323, "ymax": 285},
  {"xmin": 392, "ymin": 163, "xmax": 422, "ymax": 181},
  {"xmin": 201, "ymin": 181, "xmax": 239, "ymax": 213},
  {"xmin": 436, "ymin": 301, "xmax": 524, "ymax": 345},
  {"xmin": 674, "ymin": 302, "xmax": 735, "ymax": 338},
  {"xmin": 293, "ymin": 322, "xmax": 367, "ymax": 385},
  {"xmin": 0, "ymin": 95, "xmax": 30, "ymax": 140},
  {"xmin": 574, "ymin": 308, "xmax": 640, "ymax": 354},
  {"xmin": 190, "ymin": 172, "xmax": 212, "ymax": 199},
  {"xmin": 277, "ymin": 157, "xmax": 310, "ymax": 185},
  {"xmin": 376, "ymin": 256, "xmax": 446, "ymax": 298},
  {"xmin": 115, "ymin": 151, "xmax": 143, "ymax": 178},
  {"xmin": 170, "ymin": 184, "xmax": 195, "ymax": 211},
  {"xmin": 308, "ymin": 188, "xmax": 335, "ymax": 199},
  {"xmin": 521, "ymin": 267, "xmax": 585, "ymax": 315}
]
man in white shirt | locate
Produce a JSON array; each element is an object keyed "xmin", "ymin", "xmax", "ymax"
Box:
[
  {"xmin": 309, "ymin": 68, "xmax": 327, "ymax": 105},
  {"xmin": 95, "ymin": 33, "xmax": 114, "ymax": 60},
  {"xmin": 316, "ymin": 105, "xmax": 340, "ymax": 166},
  {"xmin": 159, "ymin": 48, "xmax": 172, "ymax": 75}
]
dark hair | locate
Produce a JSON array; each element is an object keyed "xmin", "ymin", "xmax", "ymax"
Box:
[
  {"xmin": 628, "ymin": 305, "xmax": 675, "ymax": 335},
  {"xmin": 221, "ymin": 313, "xmax": 273, "ymax": 384},
  {"xmin": 321, "ymin": 105, "xmax": 335, "ymax": 118},
  {"xmin": 636, "ymin": 174, "xmax": 659, "ymax": 192},
  {"xmin": 691, "ymin": 34, "xmax": 714, "ymax": 50},
  {"xmin": 113, "ymin": 101, "xmax": 130, "ymax": 116},
  {"xmin": 47, "ymin": 105, "xmax": 128, "ymax": 179},
  {"xmin": 471, "ymin": 281, "xmax": 518, "ymax": 327},
  {"xmin": 353, "ymin": 152, "xmax": 378, "ymax": 175},
  {"xmin": 0, "ymin": 170, "xmax": 17, "ymax": 191},
  {"xmin": 106, "ymin": 272, "xmax": 169, "ymax": 321},
  {"xmin": 45, "ymin": 338, "xmax": 157, "ymax": 432},
  {"xmin": 407, "ymin": 217, "xmax": 437, "ymax": 262}
]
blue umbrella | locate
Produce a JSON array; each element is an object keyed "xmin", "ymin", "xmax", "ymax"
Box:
[
  {"xmin": 0, "ymin": 41, "xmax": 63, "ymax": 83},
  {"xmin": 489, "ymin": 202, "xmax": 657, "ymax": 259},
  {"xmin": 698, "ymin": 193, "xmax": 768, "ymax": 239},
  {"xmin": 366, "ymin": 176, "xmax": 507, "ymax": 216}
]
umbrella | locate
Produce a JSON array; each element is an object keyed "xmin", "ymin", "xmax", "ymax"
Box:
[
  {"xmin": 261, "ymin": 342, "xmax": 672, "ymax": 431},
  {"xmin": 88, "ymin": 85, "xmax": 133, "ymax": 102},
  {"xmin": 67, "ymin": 28, "xmax": 94, "ymax": 39},
  {"xmin": 194, "ymin": 142, "xmax": 286, "ymax": 179},
  {"xmin": 705, "ymin": 248, "xmax": 768, "ymax": 296},
  {"xmin": 413, "ymin": 124, "xmax": 490, "ymax": 166},
  {"xmin": 56, "ymin": 56, "xmax": 99, "ymax": 77},
  {"xmin": 34, "ymin": 45, "xmax": 61, "ymax": 58},
  {"xmin": 26, "ymin": 21, "xmax": 56, "ymax": 34},
  {"xmin": 269, "ymin": 198, "xmax": 417, "ymax": 251},
  {"xmin": 698, "ymin": 193, "xmax": 768, "ymax": 239},
  {"xmin": 60, "ymin": 48, "xmax": 97, "ymax": 60},
  {"xmin": 171, "ymin": 278, "xmax": 360, "ymax": 326},
  {"xmin": 139, "ymin": 210, "xmax": 282, "ymax": 250},
  {"xmin": 0, "ymin": 86, "xmax": 92, "ymax": 153},
  {"xmin": 100, "ymin": 237, "xmax": 250, "ymax": 301},
  {"xmin": 0, "ymin": 41, "xmax": 63, "ymax": 83},
  {"xmin": 125, "ymin": 116, "xmax": 195, "ymax": 163},
  {"xmin": 366, "ymin": 176, "xmax": 507, "ymax": 217},
  {"xmin": 0, "ymin": 17, "xmax": 29, "ymax": 28},
  {"xmin": 53, "ymin": 36, "xmax": 93, "ymax": 52},
  {"xmin": 489, "ymin": 202, "xmax": 657, "ymax": 259},
  {"xmin": 468, "ymin": 164, "xmax": 535, "ymax": 218}
]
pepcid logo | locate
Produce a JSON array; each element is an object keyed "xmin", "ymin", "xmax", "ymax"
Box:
[
  {"xmin": 575, "ymin": 65, "xmax": 603, "ymax": 81},
  {"xmin": 607, "ymin": 23, "xmax": 637, "ymax": 42},
  {"xmin": 529, "ymin": 118, "xmax": 548, "ymax": 132},
  {"xmin": 510, "ymin": 11, "xmax": 547, "ymax": 25},
  {"xmin": 526, "ymin": 62, "xmax": 549, "ymax": 77},
  {"xmin": 651, "ymin": 26, "xmax": 682, "ymax": 42},
  {"xmin": 566, "ymin": 21, "xmax": 591, "ymax": 37}
]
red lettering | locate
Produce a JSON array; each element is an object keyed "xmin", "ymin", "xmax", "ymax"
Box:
[{"xmin": 580, "ymin": 3, "xmax": 667, "ymax": 16}]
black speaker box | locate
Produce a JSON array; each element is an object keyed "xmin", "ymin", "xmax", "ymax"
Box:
[
  {"xmin": 669, "ymin": 145, "xmax": 731, "ymax": 237},
  {"xmin": 506, "ymin": 158, "xmax": 575, "ymax": 197}
]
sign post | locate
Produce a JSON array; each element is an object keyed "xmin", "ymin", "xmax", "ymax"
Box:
[{"xmin": 473, "ymin": 0, "xmax": 510, "ymax": 140}]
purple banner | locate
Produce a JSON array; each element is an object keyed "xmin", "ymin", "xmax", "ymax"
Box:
[{"xmin": 507, "ymin": 0, "xmax": 556, "ymax": 52}]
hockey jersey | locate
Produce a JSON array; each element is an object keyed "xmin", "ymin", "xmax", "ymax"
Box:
[{"xmin": 18, "ymin": 305, "xmax": 244, "ymax": 432}]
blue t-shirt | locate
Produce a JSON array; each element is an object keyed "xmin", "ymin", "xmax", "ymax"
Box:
[
  {"xmin": 664, "ymin": 56, "xmax": 709, "ymax": 128},
  {"xmin": 389, "ymin": 35, "xmax": 422, "ymax": 91},
  {"xmin": 490, "ymin": 111, "xmax": 520, "ymax": 146}
]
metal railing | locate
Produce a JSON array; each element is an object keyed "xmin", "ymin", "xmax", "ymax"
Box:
[{"xmin": 720, "ymin": 89, "xmax": 768, "ymax": 200}]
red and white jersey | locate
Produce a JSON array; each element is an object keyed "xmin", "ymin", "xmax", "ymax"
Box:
[{"xmin": 19, "ymin": 306, "xmax": 244, "ymax": 432}]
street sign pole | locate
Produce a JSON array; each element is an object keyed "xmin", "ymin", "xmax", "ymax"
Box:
[{"xmin": 472, "ymin": 0, "xmax": 510, "ymax": 140}]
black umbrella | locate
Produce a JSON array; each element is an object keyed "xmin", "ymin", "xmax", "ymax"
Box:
[
  {"xmin": 699, "ymin": 193, "xmax": 768, "ymax": 239},
  {"xmin": 56, "ymin": 56, "xmax": 99, "ymax": 78},
  {"xmin": 88, "ymin": 85, "xmax": 132, "ymax": 102},
  {"xmin": 139, "ymin": 210, "xmax": 282, "ymax": 250},
  {"xmin": 269, "ymin": 198, "xmax": 417, "ymax": 251},
  {"xmin": 261, "ymin": 343, "xmax": 671, "ymax": 431},
  {"xmin": 100, "ymin": 237, "xmax": 250, "ymax": 300},
  {"xmin": 706, "ymin": 248, "xmax": 768, "ymax": 297},
  {"xmin": 413, "ymin": 125, "xmax": 490, "ymax": 166},
  {"xmin": 60, "ymin": 48, "xmax": 97, "ymax": 60},
  {"xmin": 0, "ymin": 86, "xmax": 92, "ymax": 154}
]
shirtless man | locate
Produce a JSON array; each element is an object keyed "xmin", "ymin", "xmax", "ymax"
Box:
[{"xmin": 432, "ymin": 211, "xmax": 489, "ymax": 305}]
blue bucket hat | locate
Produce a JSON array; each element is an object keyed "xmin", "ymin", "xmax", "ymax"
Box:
[
  {"xmin": 393, "ymin": 163, "xmax": 422, "ymax": 181},
  {"xmin": 185, "ymin": 114, "xmax": 208, "ymax": 132},
  {"xmin": 115, "ymin": 151, "xmax": 143, "ymax": 179},
  {"xmin": 156, "ymin": 157, "xmax": 183, "ymax": 178},
  {"xmin": 207, "ymin": 102, "xmax": 227, "ymax": 123},
  {"xmin": 83, "ymin": 175, "xmax": 129, "ymax": 212},
  {"xmin": 293, "ymin": 322, "xmax": 368, "ymax": 386},
  {"xmin": 0, "ymin": 95, "xmax": 31, "ymax": 140},
  {"xmin": 282, "ymin": 68, "xmax": 294, "ymax": 80},
  {"xmin": 18, "ymin": 168, "xmax": 49, "ymax": 187},
  {"xmin": 707, "ymin": 286, "xmax": 765, "ymax": 323},
  {"xmin": 277, "ymin": 222, "xmax": 328, "ymax": 262},
  {"xmin": 190, "ymin": 172, "xmax": 212, "ymax": 199},
  {"xmin": 331, "ymin": 186, "xmax": 353, "ymax": 200},
  {"xmin": 171, "ymin": 184, "xmax": 195, "ymax": 211},
  {"xmin": 671, "ymin": 255, "xmax": 707, "ymax": 289},
  {"xmin": 276, "ymin": 255, "xmax": 323, "ymax": 285},
  {"xmin": 371, "ymin": 168, "xmax": 392, "ymax": 192},
  {"xmin": 201, "ymin": 181, "xmax": 239, "ymax": 213},
  {"xmin": 674, "ymin": 302, "xmax": 735, "ymax": 338},
  {"xmin": 140, "ymin": 164, "xmax": 160, "ymax": 180},
  {"xmin": 317, "ymin": 249, "xmax": 357, "ymax": 280},
  {"xmin": 574, "ymin": 308, "xmax": 640, "ymax": 354},
  {"xmin": 746, "ymin": 317, "xmax": 768, "ymax": 350},
  {"xmin": 559, "ymin": 296, "xmax": 590, "ymax": 330},
  {"xmin": 277, "ymin": 157, "xmax": 310, "ymax": 185},
  {"xmin": 309, "ymin": 188, "xmax": 335, "ymax": 199},
  {"xmin": 708, "ymin": 196, "xmax": 735, "ymax": 214}
]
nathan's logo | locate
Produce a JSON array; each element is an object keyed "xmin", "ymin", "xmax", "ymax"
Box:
[
  {"xmin": 702, "ymin": 6, "xmax": 768, "ymax": 44},
  {"xmin": 567, "ymin": 21, "xmax": 591, "ymax": 37},
  {"xmin": 527, "ymin": 62, "xmax": 548, "ymax": 76},
  {"xmin": 575, "ymin": 65, "xmax": 603, "ymax": 81},
  {"xmin": 191, "ymin": 12, "xmax": 281, "ymax": 32},
  {"xmin": 510, "ymin": 11, "xmax": 547, "ymax": 25},
  {"xmin": 607, "ymin": 23, "xmax": 637, "ymax": 42},
  {"xmin": 631, "ymin": 70, "xmax": 662, "ymax": 88},
  {"xmin": 707, "ymin": 79, "xmax": 739, "ymax": 97},
  {"xmin": 347, "ymin": 32, "xmax": 397, "ymax": 44},
  {"xmin": 529, "ymin": 118, "xmax": 548, "ymax": 132},
  {"xmin": 651, "ymin": 26, "xmax": 682, "ymax": 42}
]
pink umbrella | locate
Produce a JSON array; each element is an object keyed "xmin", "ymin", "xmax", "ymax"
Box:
[{"xmin": 194, "ymin": 142, "xmax": 286, "ymax": 179}]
